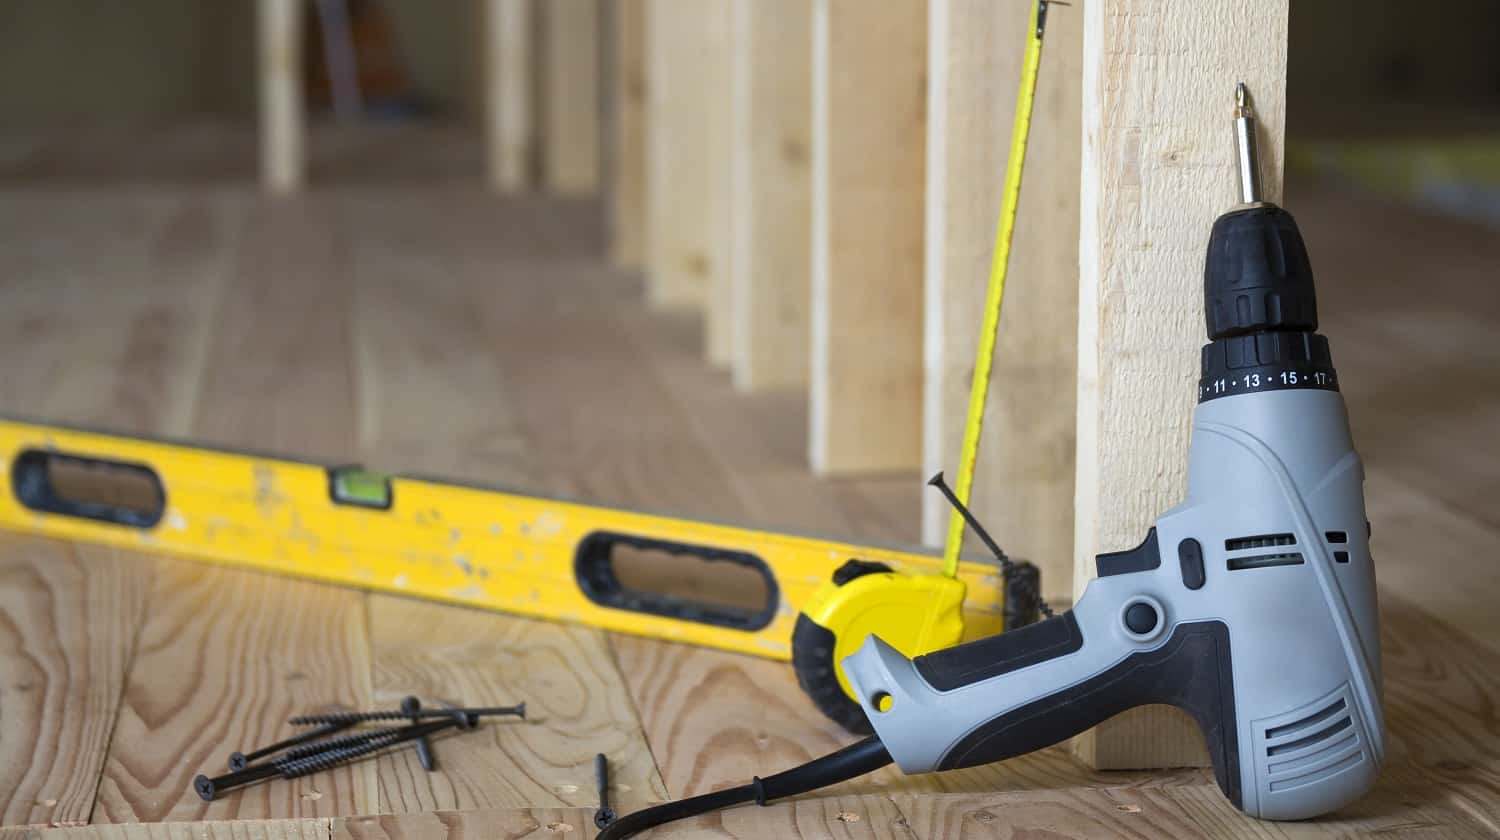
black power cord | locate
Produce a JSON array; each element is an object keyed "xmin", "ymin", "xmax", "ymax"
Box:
[{"xmin": 596, "ymin": 737, "xmax": 892, "ymax": 839}]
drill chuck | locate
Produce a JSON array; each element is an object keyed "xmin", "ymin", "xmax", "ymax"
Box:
[{"xmin": 1200, "ymin": 84, "xmax": 1334, "ymax": 403}]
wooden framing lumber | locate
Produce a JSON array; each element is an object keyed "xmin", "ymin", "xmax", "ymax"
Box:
[
  {"xmin": 609, "ymin": 0, "xmax": 648, "ymax": 268},
  {"xmin": 919, "ymin": 0, "xmax": 1082, "ymax": 601},
  {"xmin": 1072, "ymin": 0, "xmax": 1289, "ymax": 768},
  {"xmin": 482, "ymin": 0, "xmax": 534, "ymax": 191},
  {"xmin": 809, "ymin": 0, "xmax": 928, "ymax": 475},
  {"xmin": 728, "ymin": 0, "xmax": 814, "ymax": 392},
  {"xmin": 258, "ymin": 0, "xmax": 305, "ymax": 193},
  {"xmin": 541, "ymin": 0, "xmax": 602, "ymax": 195},
  {"xmin": 643, "ymin": 0, "xmax": 732, "ymax": 325}
]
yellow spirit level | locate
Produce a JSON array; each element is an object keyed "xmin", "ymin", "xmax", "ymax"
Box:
[{"xmin": 0, "ymin": 416, "xmax": 1012, "ymax": 662}]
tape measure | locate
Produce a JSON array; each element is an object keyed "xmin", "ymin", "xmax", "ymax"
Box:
[{"xmin": 790, "ymin": 0, "xmax": 1055, "ymax": 733}]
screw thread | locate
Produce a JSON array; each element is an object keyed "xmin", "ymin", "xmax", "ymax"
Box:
[
  {"xmin": 275, "ymin": 719, "xmax": 459, "ymax": 778},
  {"xmin": 289, "ymin": 703, "xmax": 522, "ymax": 726},
  {"xmin": 279, "ymin": 725, "xmax": 409, "ymax": 762},
  {"xmin": 278, "ymin": 736, "xmax": 394, "ymax": 777}
]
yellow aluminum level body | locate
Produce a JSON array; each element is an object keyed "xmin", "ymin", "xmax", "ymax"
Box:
[{"xmin": 0, "ymin": 418, "xmax": 1008, "ymax": 659}]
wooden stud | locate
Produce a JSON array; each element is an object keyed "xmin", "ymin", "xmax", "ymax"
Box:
[
  {"xmin": 483, "ymin": 0, "xmax": 533, "ymax": 191},
  {"xmin": 258, "ymin": 0, "xmax": 305, "ymax": 193},
  {"xmin": 919, "ymin": 1, "xmax": 1082, "ymax": 601},
  {"xmin": 609, "ymin": 0, "xmax": 648, "ymax": 268},
  {"xmin": 541, "ymin": 0, "xmax": 602, "ymax": 195},
  {"xmin": 728, "ymin": 0, "xmax": 813, "ymax": 392},
  {"xmin": 644, "ymin": 0, "xmax": 732, "ymax": 330},
  {"xmin": 1072, "ymin": 0, "xmax": 1289, "ymax": 769},
  {"xmin": 809, "ymin": 0, "xmax": 928, "ymax": 475}
]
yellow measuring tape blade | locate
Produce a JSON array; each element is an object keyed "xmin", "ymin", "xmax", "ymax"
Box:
[{"xmin": 941, "ymin": 0, "xmax": 1050, "ymax": 578}]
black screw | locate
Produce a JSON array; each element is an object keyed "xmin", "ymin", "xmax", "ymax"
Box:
[
  {"xmin": 928, "ymin": 471, "xmax": 1054, "ymax": 619},
  {"xmin": 277, "ymin": 719, "xmax": 457, "ymax": 778},
  {"xmin": 228, "ymin": 720, "xmax": 356, "ymax": 771},
  {"xmin": 195, "ymin": 718, "xmax": 465, "ymax": 801},
  {"xmin": 593, "ymin": 752, "xmax": 616, "ymax": 828},
  {"xmin": 194, "ymin": 762, "xmax": 281, "ymax": 801},
  {"xmin": 402, "ymin": 696, "xmax": 436, "ymax": 772},
  {"xmin": 438, "ymin": 699, "xmax": 478, "ymax": 729},
  {"xmin": 289, "ymin": 702, "xmax": 525, "ymax": 726}
]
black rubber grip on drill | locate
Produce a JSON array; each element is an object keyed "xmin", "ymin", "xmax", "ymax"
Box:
[
  {"xmin": 913, "ymin": 612, "xmax": 1083, "ymax": 692},
  {"xmin": 1204, "ymin": 205, "xmax": 1317, "ymax": 339},
  {"xmin": 932, "ymin": 620, "xmax": 1242, "ymax": 810}
]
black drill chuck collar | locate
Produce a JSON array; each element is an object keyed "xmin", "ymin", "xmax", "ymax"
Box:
[
  {"xmin": 1203, "ymin": 205, "xmax": 1318, "ymax": 340},
  {"xmin": 1198, "ymin": 204, "xmax": 1338, "ymax": 403}
]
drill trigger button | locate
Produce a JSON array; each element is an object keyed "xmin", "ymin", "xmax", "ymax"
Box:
[
  {"xmin": 1178, "ymin": 538, "xmax": 1205, "ymax": 590},
  {"xmin": 1095, "ymin": 528, "xmax": 1161, "ymax": 577}
]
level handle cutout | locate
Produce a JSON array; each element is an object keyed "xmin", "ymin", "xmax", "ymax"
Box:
[
  {"xmin": 11, "ymin": 449, "xmax": 166, "ymax": 528},
  {"xmin": 575, "ymin": 531, "xmax": 780, "ymax": 631}
]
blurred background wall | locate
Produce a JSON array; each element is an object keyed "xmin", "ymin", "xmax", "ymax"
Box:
[
  {"xmin": 0, "ymin": 0, "xmax": 481, "ymax": 125},
  {"xmin": 5, "ymin": 1, "xmax": 1499, "ymax": 130}
]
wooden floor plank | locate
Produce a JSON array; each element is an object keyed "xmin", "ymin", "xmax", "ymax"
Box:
[
  {"xmin": 0, "ymin": 540, "xmax": 151, "ymax": 827},
  {"xmin": 188, "ymin": 195, "xmax": 360, "ymax": 462},
  {"xmin": 35, "ymin": 818, "xmax": 332, "ymax": 840},
  {"xmin": 0, "ymin": 189, "xmax": 184, "ymax": 431},
  {"xmin": 465, "ymin": 258, "xmax": 747, "ymax": 524},
  {"xmin": 1364, "ymin": 468, "xmax": 1500, "ymax": 657},
  {"xmin": 647, "ymin": 794, "xmax": 917, "ymax": 839},
  {"xmin": 91, "ymin": 189, "xmax": 376, "ymax": 821},
  {"xmin": 342, "ymin": 191, "xmax": 531, "ymax": 489},
  {"xmin": 91, "ymin": 562, "xmax": 375, "ymax": 822},
  {"xmin": 619, "ymin": 307, "xmax": 920, "ymax": 546},
  {"xmin": 334, "ymin": 809, "xmax": 592, "ymax": 840},
  {"xmin": 1305, "ymin": 180, "xmax": 1500, "ymax": 533},
  {"xmin": 366, "ymin": 596, "xmax": 667, "ymax": 814}
]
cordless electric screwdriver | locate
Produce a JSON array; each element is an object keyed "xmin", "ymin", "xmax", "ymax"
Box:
[{"xmin": 598, "ymin": 84, "xmax": 1383, "ymax": 838}]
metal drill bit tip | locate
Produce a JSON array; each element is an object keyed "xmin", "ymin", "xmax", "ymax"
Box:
[{"xmin": 1234, "ymin": 82, "xmax": 1262, "ymax": 204}]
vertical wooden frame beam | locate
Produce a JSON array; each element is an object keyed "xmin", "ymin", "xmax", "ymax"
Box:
[
  {"xmin": 920, "ymin": 1, "xmax": 1082, "ymax": 599},
  {"xmin": 728, "ymin": 0, "xmax": 813, "ymax": 391},
  {"xmin": 644, "ymin": 0, "xmax": 732, "ymax": 323},
  {"xmin": 258, "ymin": 0, "xmax": 305, "ymax": 193},
  {"xmin": 609, "ymin": 0, "xmax": 648, "ymax": 268},
  {"xmin": 483, "ymin": 0, "xmax": 534, "ymax": 192},
  {"xmin": 809, "ymin": 0, "xmax": 928, "ymax": 475},
  {"xmin": 701, "ymin": 0, "xmax": 735, "ymax": 366},
  {"xmin": 541, "ymin": 0, "xmax": 603, "ymax": 194},
  {"xmin": 1073, "ymin": 0, "xmax": 1289, "ymax": 768}
]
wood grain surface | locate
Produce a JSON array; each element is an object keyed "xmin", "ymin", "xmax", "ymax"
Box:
[
  {"xmin": 540, "ymin": 0, "xmax": 602, "ymax": 196},
  {"xmin": 367, "ymin": 595, "xmax": 666, "ymax": 813},
  {"xmin": 38, "ymin": 819, "xmax": 332, "ymax": 840},
  {"xmin": 808, "ymin": 0, "xmax": 928, "ymax": 475},
  {"xmin": 643, "ymin": 0, "xmax": 731, "ymax": 313},
  {"xmin": 0, "ymin": 542, "xmax": 150, "ymax": 827},
  {"xmin": 92, "ymin": 562, "xmax": 376, "ymax": 823},
  {"xmin": 728, "ymin": 0, "xmax": 813, "ymax": 392},
  {"xmin": 608, "ymin": 0, "xmax": 648, "ymax": 269}
]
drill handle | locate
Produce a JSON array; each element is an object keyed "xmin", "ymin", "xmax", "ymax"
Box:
[{"xmin": 842, "ymin": 579, "xmax": 1242, "ymax": 807}]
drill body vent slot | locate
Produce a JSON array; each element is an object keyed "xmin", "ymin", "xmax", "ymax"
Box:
[{"xmin": 1225, "ymin": 533, "xmax": 1296, "ymax": 551}]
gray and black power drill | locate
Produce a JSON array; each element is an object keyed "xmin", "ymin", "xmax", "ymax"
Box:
[{"xmin": 598, "ymin": 85, "xmax": 1383, "ymax": 838}]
